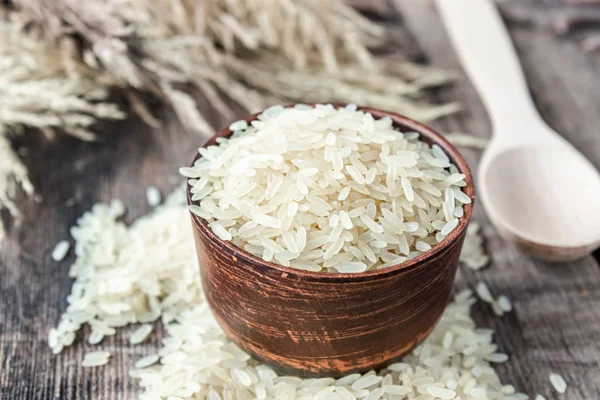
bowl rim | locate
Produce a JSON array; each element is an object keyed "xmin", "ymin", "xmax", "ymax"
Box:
[{"xmin": 186, "ymin": 104, "xmax": 474, "ymax": 281}]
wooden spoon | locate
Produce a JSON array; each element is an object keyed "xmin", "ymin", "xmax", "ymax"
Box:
[{"xmin": 436, "ymin": 0, "xmax": 600, "ymax": 261}]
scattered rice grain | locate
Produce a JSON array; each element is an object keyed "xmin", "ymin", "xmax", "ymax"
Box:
[
  {"xmin": 146, "ymin": 186, "xmax": 161, "ymax": 207},
  {"xmin": 549, "ymin": 373, "xmax": 567, "ymax": 393},
  {"xmin": 51, "ymin": 240, "xmax": 70, "ymax": 262}
]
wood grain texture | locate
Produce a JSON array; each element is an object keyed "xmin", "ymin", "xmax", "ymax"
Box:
[
  {"xmin": 394, "ymin": 0, "xmax": 600, "ymax": 398},
  {"xmin": 1, "ymin": 0, "xmax": 599, "ymax": 398},
  {"xmin": 0, "ymin": 107, "xmax": 219, "ymax": 399},
  {"xmin": 189, "ymin": 107, "xmax": 475, "ymax": 376}
]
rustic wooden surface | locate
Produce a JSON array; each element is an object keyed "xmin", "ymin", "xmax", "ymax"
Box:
[{"xmin": 1, "ymin": 0, "xmax": 599, "ymax": 398}]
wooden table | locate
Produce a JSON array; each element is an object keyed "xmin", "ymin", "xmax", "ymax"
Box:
[{"xmin": 1, "ymin": 0, "xmax": 599, "ymax": 398}]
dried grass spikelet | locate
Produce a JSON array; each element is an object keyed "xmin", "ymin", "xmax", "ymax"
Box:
[
  {"xmin": 13, "ymin": 0, "xmax": 458, "ymax": 138},
  {"xmin": 0, "ymin": 0, "xmax": 467, "ymax": 241},
  {"xmin": 0, "ymin": 9, "xmax": 124, "ymax": 234},
  {"xmin": 0, "ymin": 132, "xmax": 33, "ymax": 240}
]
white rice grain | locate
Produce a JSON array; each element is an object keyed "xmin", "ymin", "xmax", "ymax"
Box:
[
  {"xmin": 335, "ymin": 261, "xmax": 368, "ymax": 273},
  {"xmin": 232, "ymin": 368, "xmax": 253, "ymax": 386},
  {"xmin": 441, "ymin": 219, "xmax": 459, "ymax": 235},
  {"xmin": 229, "ymin": 119, "xmax": 248, "ymax": 131},
  {"xmin": 51, "ymin": 240, "xmax": 70, "ymax": 262},
  {"xmin": 82, "ymin": 351, "xmax": 111, "ymax": 368},
  {"xmin": 88, "ymin": 330, "xmax": 104, "ymax": 345},
  {"xmin": 427, "ymin": 386, "xmax": 457, "ymax": 399},
  {"xmin": 415, "ymin": 241, "xmax": 432, "ymax": 252},
  {"xmin": 253, "ymin": 214, "xmax": 282, "ymax": 229},
  {"xmin": 130, "ymin": 324, "xmax": 153, "ymax": 345},
  {"xmin": 146, "ymin": 186, "xmax": 161, "ymax": 207},
  {"xmin": 287, "ymin": 202, "xmax": 299, "ymax": 217},
  {"xmin": 453, "ymin": 189, "xmax": 472, "ymax": 204},
  {"xmin": 549, "ymin": 373, "xmax": 567, "ymax": 393},
  {"xmin": 497, "ymin": 295, "xmax": 513, "ymax": 312},
  {"xmin": 352, "ymin": 375, "xmax": 382, "ymax": 390},
  {"xmin": 476, "ymin": 281, "xmax": 494, "ymax": 303},
  {"xmin": 209, "ymin": 222, "xmax": 232, "ymax": 241},
  {"xmin": 134, "ymin": 354, "xmax": 159, "ymax": 369},
  {"xmin": 485, "ymin": 353, "xmax": 509, "ymax": 363}
]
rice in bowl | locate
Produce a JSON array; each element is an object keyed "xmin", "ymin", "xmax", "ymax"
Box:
[{"xmin": 181, "ymin": 104, "xmax": 471, "ymax": 273}]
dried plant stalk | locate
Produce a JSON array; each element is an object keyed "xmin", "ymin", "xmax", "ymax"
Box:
[
  {"xmin": 0, "ymin": 0, "xmax": 468, "ymax": 240},
  {"xmin": 0, "ymin": 133, "xmax": 33, "ymax": 238},
  {"xmin": 0, "ymin": 9, "xmax": 124, "ymax": 234},
  {"xmin": 13, "ymin": 0, "xmax": 458, "ymax": 137}
]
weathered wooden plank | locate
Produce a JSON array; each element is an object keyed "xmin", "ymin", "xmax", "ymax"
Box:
[
  {"xmin": 0, "ymin": 109, "xmax": 217, "ymax": 399},
  {"xmin": 394, "ymin": 0, "xmax": 600, "ymax": 398}
]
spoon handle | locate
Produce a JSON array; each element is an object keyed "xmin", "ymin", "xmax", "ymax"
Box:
[{"xmin": 435, "ymin": 0, "xmax": 539, "ymax": 128}]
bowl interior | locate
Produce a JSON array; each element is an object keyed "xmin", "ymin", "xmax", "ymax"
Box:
[{"xmin": 186, "ymin": 104, "xmax": 474, "ymax": 281}]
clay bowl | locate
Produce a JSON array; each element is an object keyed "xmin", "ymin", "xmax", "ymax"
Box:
[{"xmin": 187, "ymin": 105, "xmax": 475, "ymax": 377}]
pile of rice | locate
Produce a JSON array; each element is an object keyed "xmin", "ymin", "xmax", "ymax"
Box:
[
  {"xmin": 48, "ymin": 190, "xmax": 529, "ymax": 400},
  {"xmin": 182, "ymin": 104, "xmax": 471, "ymax": 273}
]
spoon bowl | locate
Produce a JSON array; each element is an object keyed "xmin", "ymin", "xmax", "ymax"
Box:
[{"xmin": 480, "ymin": 133, "xmax": 600, "ymax": 261}]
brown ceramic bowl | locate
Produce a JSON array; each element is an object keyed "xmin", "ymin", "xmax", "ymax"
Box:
[{"xmin": 187, "ymin": 105, "xmax": 474, "ymax": 377}]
